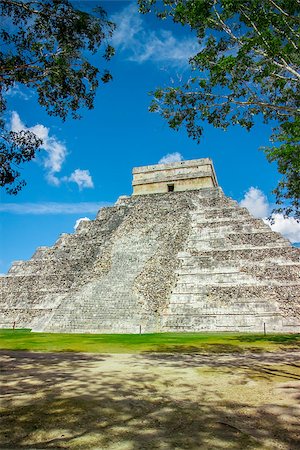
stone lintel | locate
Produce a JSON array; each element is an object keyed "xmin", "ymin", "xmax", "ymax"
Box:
[
  {"xmin": 132, "ymin": 158, "xmax": 213, "ymax": 174},
  {"xmin": 132, "ymin": 170, "xmax": 215, "ymax": 186}
]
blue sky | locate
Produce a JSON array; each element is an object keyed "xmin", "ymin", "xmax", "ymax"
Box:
[{"xmin": 1, "ymin": 0, "xmax": 299, "ymax": 274}]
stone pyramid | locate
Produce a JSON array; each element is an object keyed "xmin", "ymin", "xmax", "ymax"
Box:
[{"xmin": 1, "ymin": 158, "xmax": 299, "ymax": 333}]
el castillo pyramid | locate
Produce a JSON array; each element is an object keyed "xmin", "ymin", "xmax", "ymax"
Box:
[{"xmin": 1, "ymin": 158, "xmax": 300, "ymax": 333}]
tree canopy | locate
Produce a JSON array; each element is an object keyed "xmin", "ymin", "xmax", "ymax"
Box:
[
  {"xmin": 139, "ymin": 0, "xmax": 300, "ymax": 219},
  {"xmin": 0, "ymin": 0, "xmax": 115, "ymax": 194}
]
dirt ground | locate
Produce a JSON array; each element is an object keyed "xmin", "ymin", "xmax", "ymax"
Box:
[{"xmin": 0, "ymin": 350, "xmax": 299, "ymax": 450}]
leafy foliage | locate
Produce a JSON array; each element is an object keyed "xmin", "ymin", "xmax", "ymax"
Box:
[
  {"xmin": 264, "ymin": 118, "xmax": 300, "ymax": 217},
  {"xmin": 139, "ymin": 0, "xmax": 300, "ymax": 219},
  {"xmin": 0, "ymin": 0, "xmax": 115, "ymax": 194},
  {"xmin": 0, "ymin": 130, "xmax": 42, "ymax": 194}
]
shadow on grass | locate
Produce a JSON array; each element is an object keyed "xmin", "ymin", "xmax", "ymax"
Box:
[
  {"xmin": 0, "ymin": 351, "xmax": 299, "ymax": 449},
  {"xmin": 143, "ymin": 343, "xmax": 250, "ymax": 354},
  {"xmin": 236, "ymin": 334, "xmax": 300, "ymax": 346}
]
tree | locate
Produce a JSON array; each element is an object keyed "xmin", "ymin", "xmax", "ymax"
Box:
[
  {"xmin": 0, "ymin": 0, "xmax": 115, "ymax": 194},
  {"xmin": 138, "ymin": 0, "xmax": 300, "ymax": 219}
]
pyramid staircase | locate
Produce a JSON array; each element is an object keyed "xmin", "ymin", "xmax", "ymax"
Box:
[
  {"xmin": 163, "ymin": 190, "xmax": 300, "ymax": 332},
  {"xmin": 1, "ymin": 188, "xmax": 299, "ymax": 333}
]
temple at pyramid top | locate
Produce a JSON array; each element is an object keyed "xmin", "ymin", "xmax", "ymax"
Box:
[{"xmin": 132, "ymin": 158, "xmax": 218, "ymax": 195}]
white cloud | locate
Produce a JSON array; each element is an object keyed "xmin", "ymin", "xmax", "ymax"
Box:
[
  {"xmin": 112, "ymin": 4, "xmax": 199, "ymax": 65},
  {"xmin": 10, "ymin": 111, "xmax": 67, "ymax": 186},
  {"xmin": 74, "ymin": 217, "xmax": 90, "ymax": 231},
  {"xmin": 240, "ymin": 187, "xmax": 270, "ymax": 218},
  {"xmin": 240, "ymin": 187, "xmax": 300, "ymax": 244},
  {"xmin": 112, "ymin": 3, "xmax": 143, "ymax": 47},
  {"xmin": 5, "ymin": 84, "xmax": 32, "ymax": 100},
  {"xmin": 10, "ymin": 111, "xmax": 94, "ymax": 190},
  {"xmin": 263, "ymin": 215, "xmax": 300, "ymax": 244},
  {"xmin": 158, "ymin": 152, "xmax": 183, "ymax": 164},
  {"xmin": 63, "ymin": 169, "xmax": 94, "ymax": 190},
  {"xmin": 0, "ymin": 202, "xmax": 111, "ymax": 215}
]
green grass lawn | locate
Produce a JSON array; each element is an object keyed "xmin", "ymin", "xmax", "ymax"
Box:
[{"xmin": 0, "ymin": 329, "xmax": 300, "ymax": 353}]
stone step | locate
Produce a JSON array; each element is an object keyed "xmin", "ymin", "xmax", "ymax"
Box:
[
  {"xmin": 177, "ymin": 262, "xmax": 300, "ymax": 272},
  {"xmin": 182, "ymin": 247, "xmax": 299, "ymax": 261},
  {"xmin": 174, "ymin": 280, "xmax": 299, "ymax": 288},
  {"xmin": 175, "ymin": 266, "xmax": 300, "ymax": 283},
  {"xmin": 172, "ymin": 283, "xmax": 300, "ymax": 295},
  {"xmin": 167, "ymin": 304, "xmax": 278, "ymax": 314},
  {"xmin": 1, "ymin": 188, "xmax": 300, "ymax": 333},
  {"xmin": 191, "ymin": 206, "xmax": 250, "ymax": 216},
  {"xmin": 190, "ymin": 226, "xmax": 270, "ymax": 237},
  {"xmin": 188, "ymin": 241, "xmax": 288, "ymax": 252},
  {"xmin": 188, "ymin": 230, "xmax": 287, "ymax": 243},
  {"xmin": 193, "ymin": 217, "xmax": 269, "ymax": 229},
  {"xmin": 161, "ymin": 314, "xmax": 285, "ymax": 330}
]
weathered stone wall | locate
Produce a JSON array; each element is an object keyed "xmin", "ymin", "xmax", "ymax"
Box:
[
  {"xmin": 0, "ymin": 187, "xmax": 299, "ymax": 333},
  {"xmin": 162, "ymin": 190, "xmax": 300, "ymax": 332},
  {"xmin": 0, "ymin": 192, "xmax": 195, "ymax": 332},
  {"xmin": 132, "ymin": 158, "xmax": 218, "ymax": 195},
  {"xmin": 132, "ymin": 176, "xmax": 216, "ymax": 195}
]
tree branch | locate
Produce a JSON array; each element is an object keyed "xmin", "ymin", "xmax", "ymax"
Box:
[
  {"xmin": 272, "ymin": 24, "xmax": 299, "ymax": 50},
  {"xmin": 210, "ymin": 2, "xmax": 300, "ymax": 82},
  {"xmin": 0, "ymin": 0, "xmax": 39, "ymax": 14},
  {"xmin": 268, "ymin": 0, "xmax": 296, "ymax": 18},
  {"xmin": 177, "ymin": 91, "xmax": 298, "ymax": 114},
  {"xmin": 242, "ymin": 10, "xmax": 300, "ymax": 81},
  {"xmin": 223, "ymin": 99, "xmax": 299, "ymax": 113},
  {"xmin": 212, "ymin": 3, "xmax": 244, "ymax": 46}
]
